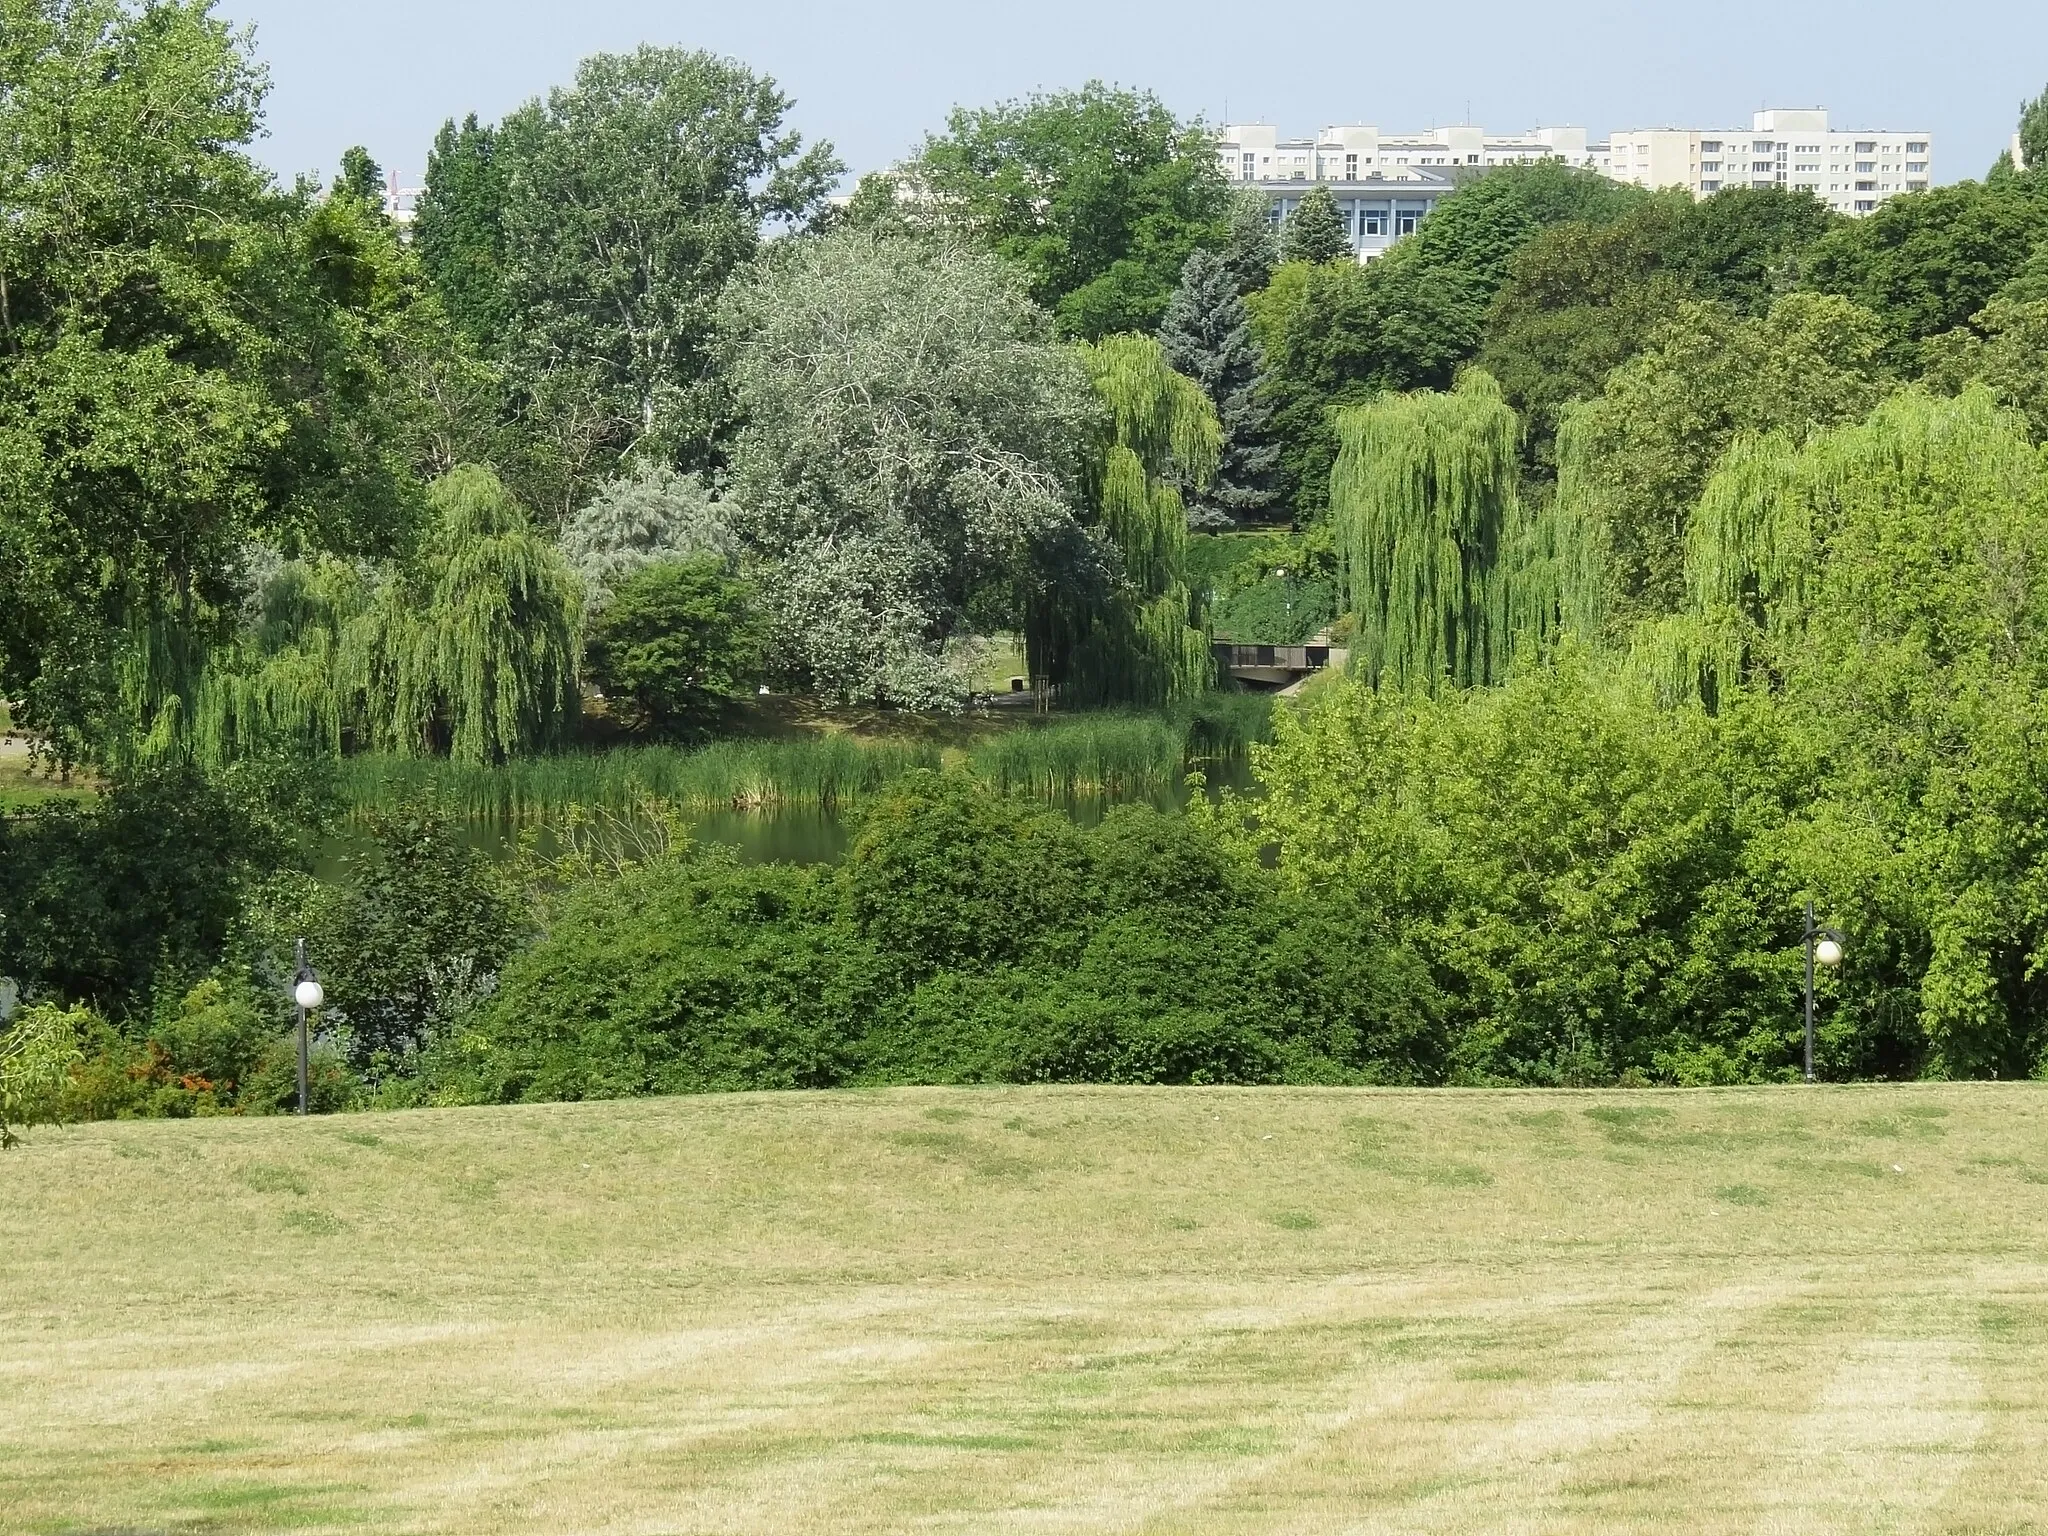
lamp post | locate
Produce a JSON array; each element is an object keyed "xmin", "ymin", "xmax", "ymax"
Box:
[
  {"xmin": 292, "ymin": 938, "xmax": 324, "ymax": 1116},
  {"xmin": 1802, "ymin": 901, "xmax": 1844, "ymax": 1083}
]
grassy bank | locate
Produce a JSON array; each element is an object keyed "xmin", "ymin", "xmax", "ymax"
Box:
[
  {"xmin": 341, "ymin": 695, "xmax": 1275, "ymax": 820},
  {"xmin": 2, "ymin": 1083, "xmax": 2042, "ymax": 1532}
]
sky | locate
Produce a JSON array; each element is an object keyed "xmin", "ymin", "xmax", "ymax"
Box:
[{"xmin": 216, "ymin": 0, "xmax": 2047, "ymax": 191}]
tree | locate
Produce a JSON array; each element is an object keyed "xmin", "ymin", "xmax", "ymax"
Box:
[
  {"xmin": 558, "ymin": 463, "xmax": 735, "ymax": 613},
  {"xmin": 1038, "ymin": 334, "xmax": 1220, "ymax": 706},
  {"xmin": 346, "ymin": 467, "xmax": 582, "ymax": 763},
  {"xmin": 1, "ymin": 1004, "xmax": 81, "ymax": 1148},
  {"xmin": 1478, "ymin": 187, "xmax": 1842, "ymax": 463},
  {"xmin": 1557, "ymin": 294, "xmax": 1890, "ymax": 628},
  {"xmin": 1329, "ymin": 372, "xmax": 1596, "ymax": 690},
  {"xmin": 2020, "ymin": 82, "xmax": 2048, "ymax": 174},
  {"xmin": 1158, "ymin": 250, "xmax": 1281, "ymax": 524},
  {"xmin": 418, "ymin": 47, "xmax": 843, "ymax": 488},
  {"xmin": 0, "ymin": 0, "xmax": 426, "ymax": 758},
  {"xmin": 1281, "ymin": 186, "xmax": 1351, "ymax": 265},
  {"xmin": 1921, "ymin": 296, "xmax": 2048, "ymax": 442},
  {"xmin": 413, "ymin": 115, "xmax": 512, "ymax": 348},
  {"xmin": 1802, "ymin": 175, "xmax": 2048, "ymax": 365},
  {"xmin": 908, "ymin": 83, "xmax": 1230, "ymax": 339},
  {"xmin": 1222, "ymin": 187, "xmax": 1280, "ymax": 295},
  {"xmin": 1256, "ymin": 163, "xmax": 1645, "ymax": 518},
  {"xmin": 587, "ymin": 557, "xmax": 763, "ymax": 735},
  {"xmin": 1677, "ymin": 390, "xmax": 2048, "ymax": 1077},
  {"xmin": 720, "ymin": 232, "xmax": 1099, "ymax": 707}
]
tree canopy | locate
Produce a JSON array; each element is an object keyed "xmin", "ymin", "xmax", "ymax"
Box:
[{"xmin": 907, "ymin": 83, "xmax": 1230, "ymax": 340}]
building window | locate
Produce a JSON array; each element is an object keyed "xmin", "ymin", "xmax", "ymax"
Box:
[
  {"xmin": 1907, "ymin": 140, "xmax": 1928, "ymax": 153},
  {"xmin": 1907, "ymin": 160, "xmax": 1926, "ymax": 172},
  {"xmin": 1345, "ymin": 153, "xmax": 1357, "ymax": 179},
  {"xmin": 1855, "ymin": 200, "xmax": 1875, "ymax": 212},
  {"xmin": 1701, "ymin": 161, "xmax": 1720, "ymax": 172},
  {"xmin": 1752, "ymin": 160, "xmax": 1773, "ymax": 172},
  {"xmin": 1856, "ymin": 141, "xmax": 1876, "ymax": 153},
  {"xmin": 1242, "ymin": 153, "xmax": 1255, "ymax": 179},
  {"xmin": 1397, "ymin": 214, "xmax": 1418, "ymax": 236},
  {"xmin": 1701, "ymin": 180, "xmax": 1722, "ymax": 193},
  {"xmin": 1701, "ymin": 140, "xmax": 1722, "ymax": 153},
  {"xmin": 1856, "ymin": 181, "xmax": 1876, "ymax": 192},
  {"xmin": 1363, "ymin": 214, "xmax": 1383, "ymax": 236},
  {"xmin": 1753, "ymin": 140, "xmax": 1774, "ymax": 152},
  {"xmin": 1855, "ymin": 161, "xmax": 1874, "ymax": 172},
  {"xmin": 1467, "ymin": 153, "xmax": 1479, "ymax": 163}
]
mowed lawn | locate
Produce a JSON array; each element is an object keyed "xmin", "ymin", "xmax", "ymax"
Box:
[{"xmin": 3, "ymin": 1086, "xmax": 2046, "ymax": 1534}]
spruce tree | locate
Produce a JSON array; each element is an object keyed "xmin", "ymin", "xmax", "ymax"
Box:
[
  {"xmin": 1159, "ymin": 248, "xmax": 1281, "ymax": 524},
  {"xmin": 1281, "ymin": 185, "xmax": 1352, "ymax": 265}
]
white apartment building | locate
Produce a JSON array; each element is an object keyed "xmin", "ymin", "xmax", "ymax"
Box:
[
  {"xmin": 1218, "ymin": 122, "xmax": 1589, "ymax": 185},
  {"xmin": 1595, "ymin": 109, "xmax": 1930, "ymax": 216}
]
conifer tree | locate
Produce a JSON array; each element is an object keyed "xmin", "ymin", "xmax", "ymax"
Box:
[
  {"xmin": 1158, "ymin": 249, "xmax": 1281, "ymax": 524},
  {"xmin": 1222, "ymin": 186, "xmax": 1279, "ymax": 295},
  {"xmin": 1281, "ymin": 185, "xmax": 1352, "ymax": 265}
]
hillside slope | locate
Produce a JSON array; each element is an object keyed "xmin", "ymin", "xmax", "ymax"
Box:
[{"xmin": 3, "ymin": 1084, "xmax": 2045, "ymax": 1533}]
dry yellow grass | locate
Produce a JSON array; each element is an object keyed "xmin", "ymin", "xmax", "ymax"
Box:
[{"xmin": 3, "ymin": 1084, "xmax": 2046, "ymax": 1533}]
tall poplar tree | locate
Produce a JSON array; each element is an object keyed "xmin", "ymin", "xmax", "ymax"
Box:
[
  {"xmin": 1281, "ymin": 186, "xmax": 1352, "ymax": 265},
  {"xmin": 1158, "ymin": 249, "xmax": 1280, "ymax": 524}
]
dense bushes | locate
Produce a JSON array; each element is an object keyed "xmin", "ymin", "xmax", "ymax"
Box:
[{"xmin": 457, "ymin": 772, "xmax": 1440, "ymax": 1098}]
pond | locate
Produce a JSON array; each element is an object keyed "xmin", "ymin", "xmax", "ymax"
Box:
[{"xmin": 313, "ymin": 755, "xmax": 1260, "ymax": 879}]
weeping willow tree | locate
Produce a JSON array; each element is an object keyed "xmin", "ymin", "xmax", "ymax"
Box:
[
  {"xmin": 184, "ymin": 558, "xmax": 370, "ymax": 763},
  {"xmin": 345, "ymin": 466, "xmax": 583, "ymax": 763},
  {"xmin": 1332, "ymin": 371, "xmax": 1599, "ymax": 691},
  {"xmin": 1633, "ymin": 387, "xmax": 2043, "ymax": 706},
  {"xmin": 1033, "ymin": 334, "xmax": 1221, "ymax": 707}
]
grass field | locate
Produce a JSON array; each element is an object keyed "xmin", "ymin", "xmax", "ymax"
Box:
[{"xmin": 3, "ymin": 1084, "xmax": 2046, "ymax": 1533}]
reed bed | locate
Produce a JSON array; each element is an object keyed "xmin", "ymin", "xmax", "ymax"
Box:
[{"xmin": 339, "ymin": 696, "xmax": 1277, "ymax": 821}]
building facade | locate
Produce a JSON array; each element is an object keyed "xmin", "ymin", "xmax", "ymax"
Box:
[
  {"xmin": 1591, "ymin": 110, "xmax": 1929, "ymax": 216},
  {"xmin": 1217, "ymin": 109, "xmax": 1930, "ymax": 257},
  {"xmin": 1215, "ymin": 123, "xmax": 1591, "ymax": 260}
]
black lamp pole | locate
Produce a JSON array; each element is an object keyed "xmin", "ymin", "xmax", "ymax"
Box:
[
  {"xmin": 1802, "ymin": 901, "xmax": 1845, "ymax": 1084},
  {"xmin": 293, "ymin": 938, "xmax": 320, "ymax": 1116}
]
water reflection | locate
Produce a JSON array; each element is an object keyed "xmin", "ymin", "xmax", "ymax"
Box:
[{"xmin": 315, "ymin": 756, "xmax": 1258, "ymax": 879}]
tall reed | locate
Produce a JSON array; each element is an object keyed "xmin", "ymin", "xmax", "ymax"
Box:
[{"xmin": 340, "ymin": 696, "xmax": 1277, "ymax": 821}]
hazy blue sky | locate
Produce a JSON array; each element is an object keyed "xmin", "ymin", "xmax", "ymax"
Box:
[{"xmin": 217, "ymin": 0, "xmax": 2046, "ymax": 190}]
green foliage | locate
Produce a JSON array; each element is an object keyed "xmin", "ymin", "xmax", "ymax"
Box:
[
  {"xmin": 1, "ymin": 1003, "xmax": 84, "ymax": 1147},
  {"xmin": 1802, "ymin": 175, "xmax": 2048, "ymax": 365},
  {"xmin": 1919, "ymin": 297, "xmax": 2048, "ymax": 442},
  {"xmin": 0, "ymin": 761, "xmax": 329, "ymax": 1016},
  {"xmin": 1280, "ymin": 187, "xmax": 1352, "ymax": 265},
  {"xmin": 0, "ymin": 0, "xmax": 429, "ymax": 756},
  {"xmin": 1159, "ymin": 248, "xmax": 1281, "ymax": 522},
  {"xmin": 1331, "ymin": 373, "xmax": 1593, "ymax": 688},
  {"xmin": 1222, "ymin": 187, "xmax": 1280, "ymax": 295},
  {"xmin": 413, "ymin": 115, "xmax": 512, "ymax": 348},
  {"xmin": 347, "ymin": 466, "xmax": 582, "ymax": 763},
  {"xmin": 1478, "ymin": 188, "xmax": 1842, "ymax": 459},
  {"xmin": 1046, "ymin": 335, "xmax": 1220, "ymax": 706},
  {"xmin": 417, "ymin": 47, "xmax": 842, "ymax": 499},
  {"xmin": 909, "ymin": 82, "xmax": 1230, "ymax": 339},
  {"xmin": 557, "ymin": 462, "xmax": 733, "ymax": 613},
  {"xmin": 1556, "ymin": 294, "xmax": 1891, "ymax": 628},
  {"xmin": 1228, "ymin": 659, "xmax": 1820, "ymax": 1084},
  {"xmin": 587, "ymin": 558, "xmax": 764, "ymax": 736},
  {"xmin": 455, "ymin": 772, "xmax": 1438, "ymax": 1100},
  {"xmin": 1256, "ymin": 163, "xmax": 1641, "ymax": 519},
  {"xmin": 2018, "ymin": 83, "xmax": 2048, "ymax": 175},
  {"xmin": 290, "ymin": 798, "xmax": 526, "ymax": 1075}
]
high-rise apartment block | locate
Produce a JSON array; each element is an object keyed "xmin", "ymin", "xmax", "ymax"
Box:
[
  {"xmin": 1216, "ymin": 108, "xmax": 1930, "ymax": 263},
  {"xmin": 1596, "ymin": 109, "xmax": 1930, "ymax": 217}
]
